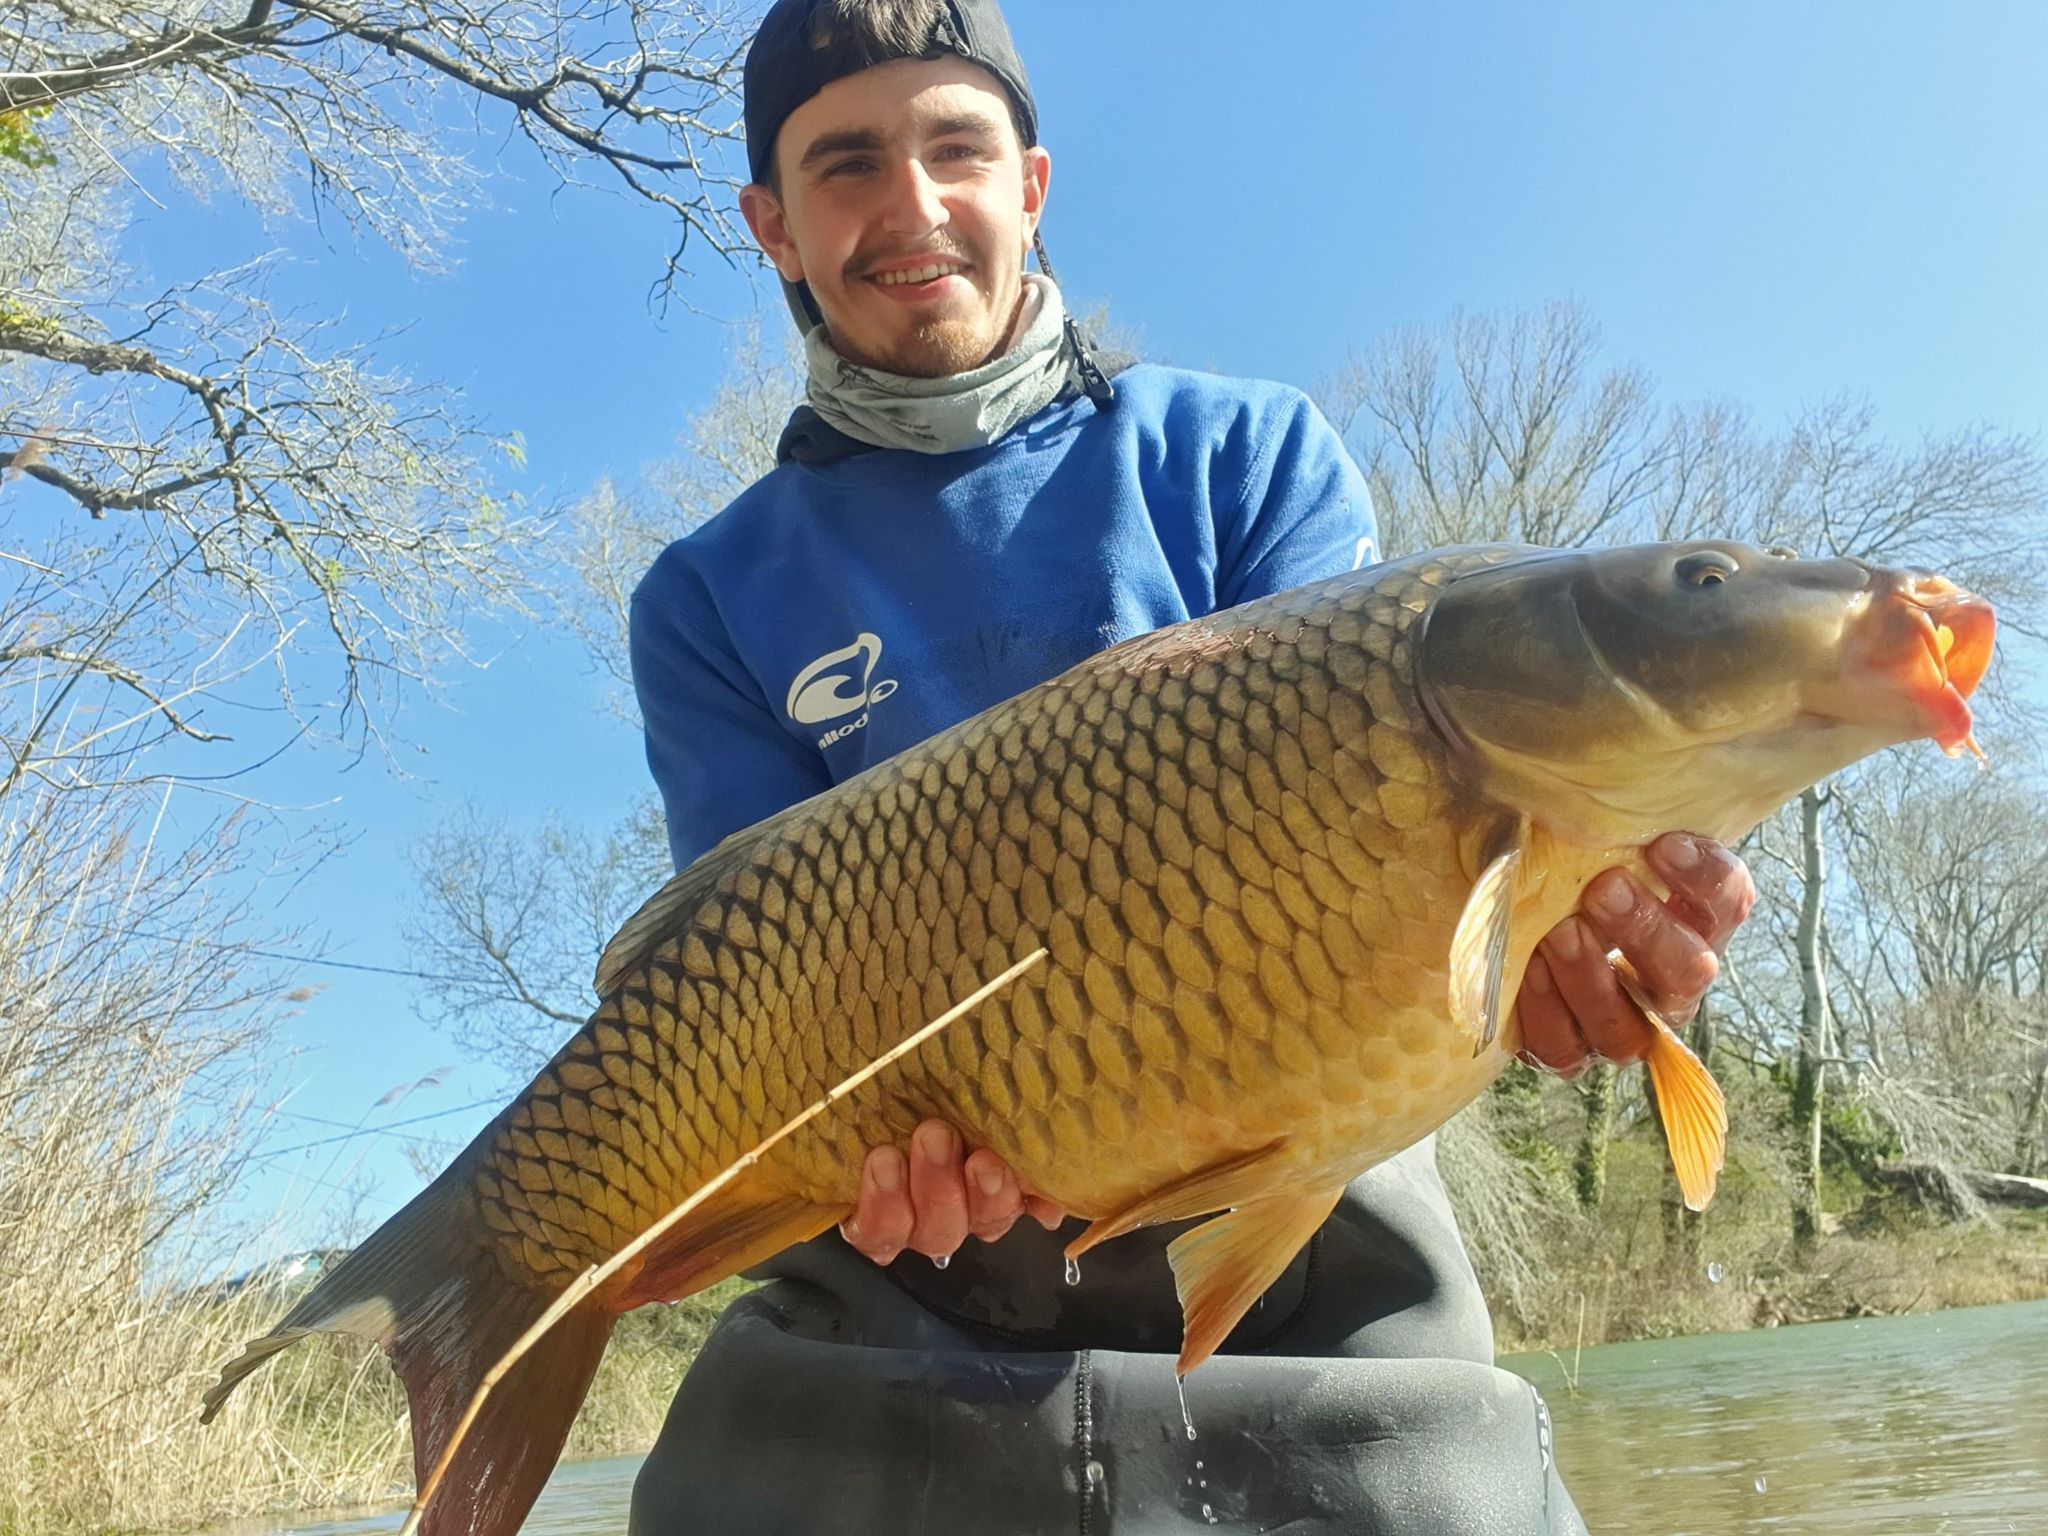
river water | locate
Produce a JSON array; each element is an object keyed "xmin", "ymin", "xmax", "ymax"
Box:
[
  {"xmin": 241, "ymin": 1298, "xmax": 2048, "ymax": 1536},
  {"xmin": 1503, "ymin": 1297, "xmax": 2048, "ymax": 1535}
]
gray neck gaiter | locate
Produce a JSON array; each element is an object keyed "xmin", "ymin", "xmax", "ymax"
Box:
[{"xmin": 803, "ymin": 274, "xmax": 1072, "ymax": 455}]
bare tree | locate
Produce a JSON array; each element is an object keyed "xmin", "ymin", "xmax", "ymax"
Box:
[
  {"xmin": 3, "ymin": 2, "xmax": 759, "ymax": 791},
  {"xmin": 405, "ymin": 796, "xmax": 672, "ymax": 1077},
  {"xmin": 1318, "ymin": 301, "xmax": 1773, "ymax": 555},
  {"xmin": 0, "ymin": 3, "xmax": 751, "ymax": 278}
]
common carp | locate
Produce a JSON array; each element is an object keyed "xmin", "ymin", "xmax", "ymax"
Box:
[{"xmin": 203, "ymin": 542, "xmax": 1994, "ymax": 1536}]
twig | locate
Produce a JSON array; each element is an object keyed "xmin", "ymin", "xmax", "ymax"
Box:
[
  {"xmin": 1572, "ymin": 1291, "xmax": 1586, "ymax": 1388},
  {"xmin": 395, "ymin": 945, "xmax": 1049, "ymax": 1536}
]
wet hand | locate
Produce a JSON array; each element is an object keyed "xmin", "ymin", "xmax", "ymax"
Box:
[
  {"xmin": 1517, "ymin": 833, "xmax": 1755, "ymax": 1076},
  {"xmin": 839, "ymin": 1119, "xmax": 1066, "ymax": 1266}
]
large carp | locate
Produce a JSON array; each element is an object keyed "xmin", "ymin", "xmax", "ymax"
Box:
[{"xmin": 204, "ymin": 542, "xmax": 1993, "ymax": 1536}]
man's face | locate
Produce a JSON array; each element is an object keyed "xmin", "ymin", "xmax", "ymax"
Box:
[{"xmin": 740, "ymin": 56, "xmax": 1051, "ymax": 378}]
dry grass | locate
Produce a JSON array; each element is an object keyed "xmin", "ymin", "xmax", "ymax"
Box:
[
  {"xmin": 0, "ymin": 789, "xmax": 405, "ymax": 1536},
  {"xmin": 0, "ymin": 785, "xmax": 760, "ymax": 1536}
]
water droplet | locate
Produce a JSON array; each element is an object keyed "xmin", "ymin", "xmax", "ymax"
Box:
[
  {"xmin": 932, "ymin": 1253, "xmax": 950, "ymax": 1270},
  {"xmin": 1085, "ymin": 1459, "xmax": 1105, "ymax": 1490},
  {"xmin": 1754, "ymin": 1475, "xmax": 1768, "ymax": 1494},
  {"xmin": 1064, "ymin": 1255, "xmax": 1080, "ymax": 1286},
  {"xmin": 1202, "ymin": 1502, "xmax": 1216, "ymax": 1524},
  {"xmin": 1176, "ymin": 1376, "xmax": 1197, "ymax": 1441},
  {"xmin": 1706, "ymin": 1261, "xmax": 1726, "ymax": 1284}
]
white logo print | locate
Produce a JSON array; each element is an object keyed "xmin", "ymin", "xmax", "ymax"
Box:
[{"xmin": 786, "ymin": 632, "xmax": 899, "ymax": 748}]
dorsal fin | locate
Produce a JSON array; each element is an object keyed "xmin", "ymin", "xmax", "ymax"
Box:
[{"xmin": 593, "ymin": 801, "xmax": 808, "ymax": 998}]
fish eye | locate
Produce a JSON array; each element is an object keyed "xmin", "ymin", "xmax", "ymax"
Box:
[{"xmin": 1676, "ymin": 550, "xmax": 1739, "ymax": 589}]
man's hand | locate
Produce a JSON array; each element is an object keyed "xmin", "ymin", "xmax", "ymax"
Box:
[
  {"xmin": 1518, "ymin": 833, "xmax": 1755, "ymax": 1076},
  {"xmin": 840, "ymin": 1119, "xmax": 1066, "ymax": 1266}
]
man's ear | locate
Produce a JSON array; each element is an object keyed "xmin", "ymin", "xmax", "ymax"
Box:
[
  {"xmin": 1020, "ymin": 145, "xmax": 1051, "ymax": 246},
  {"xmin": 740, "ymin": 182, "xmax": 805, "ymax": 283}
]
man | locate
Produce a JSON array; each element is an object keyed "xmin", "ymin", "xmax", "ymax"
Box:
[{"xmin": 627, "ymin": 3, "xmax": 1754, "ymax": 1530}]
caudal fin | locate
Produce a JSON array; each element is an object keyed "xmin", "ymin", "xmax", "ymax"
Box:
[
  {"xmin": 201, "ymin": 1164, "xmax": 615, "ymax": 1536},
  {"xmin": 1646, "ymin": 1025, "xmax": 1728, "ymax": 1211}
]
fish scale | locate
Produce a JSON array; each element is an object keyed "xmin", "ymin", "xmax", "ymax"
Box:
[{"xmin": 471, "ymin": 550, "xmax": 1504, "ymax": 1288}]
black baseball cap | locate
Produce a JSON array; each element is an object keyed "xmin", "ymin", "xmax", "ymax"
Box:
[{"xmin": 742, "ymin": 0, "xmax": 1038, "ymax": 187}]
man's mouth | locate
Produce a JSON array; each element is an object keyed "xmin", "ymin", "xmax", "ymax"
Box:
[{"xmin": 866, "ymin": 260, "xmax": 968, "ymax": 287}]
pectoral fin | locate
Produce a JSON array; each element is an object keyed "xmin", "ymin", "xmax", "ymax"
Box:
[
  {"xmin": 1165, "ymin": 1186, "xmax": 1344, "ymax": 1377},
  {"xmin": 1613, "ymin": 958, "xmax": 1728, "ymax": 1212},
  {"xmin": 1449, "ymin": 833, "xmax": 1524, "ymax": 1054},
  {"xmin": 1064, "ymin": 1139, "xmax": 1291, "ymax": 1261},
  {"xmin": 1645, "ymin": 1024, "xmax": 1727, "ymax": 1211}
]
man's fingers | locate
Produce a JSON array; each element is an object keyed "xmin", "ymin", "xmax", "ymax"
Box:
[
  {"xmin": 1538, "ymin": 914, "xmax": 1657, "ymax": 1064},
  {"xmin": 1515, "ymin": 950, "xmax": 1592, "ymax": 1077},
  {"xmin": 1580, "ymin": 869, "xmax": 1718, "ymax": 1024},
  {"xmin": 1024, "ymin": 1194, "xmax": 1067, "ymax": 1230},
  {"xmin": 964, "ymin": 1147, "xmax": 1026, "ymax": 1243},
  {"xmin": 841, "ymin": 1145, "xmax": 913, "ymax": 1265},
  {"xmin": 904, "ymin": 1119, "xmax": 972, "ymax": 1259},
  {"xmin": 1647, "ymin": 834, "xmax": 1756, "ymax": 952}
]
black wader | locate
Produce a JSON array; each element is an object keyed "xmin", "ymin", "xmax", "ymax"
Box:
[{"xmin": 628, "ymin": 1138, "xmax": 1585, "ymax": 1535}]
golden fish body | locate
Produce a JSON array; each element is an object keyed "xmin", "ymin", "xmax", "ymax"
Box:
[{"xmin": 205, "ymin": 541, "xmax": 1995, "ymax": 1536}]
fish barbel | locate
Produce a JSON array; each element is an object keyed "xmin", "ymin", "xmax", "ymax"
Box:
[{"xmin": 203, "ymin": 542, "xmax": 1994, "ymax": 1536}]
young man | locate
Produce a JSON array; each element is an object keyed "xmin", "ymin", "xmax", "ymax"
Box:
[{"xmin": 627, "ymin": 3, "xmax": 1754, "ymax": 1530}]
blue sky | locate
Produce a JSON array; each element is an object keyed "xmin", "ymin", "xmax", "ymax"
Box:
[{"xmin": 110, "ymin": 1, "xmax": 2045, "ymax": 1251}]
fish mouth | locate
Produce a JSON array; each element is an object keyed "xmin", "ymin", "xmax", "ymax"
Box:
[{"xmin": 1887, "ymin": 574, "xmax": 1996, "ymax": 758}]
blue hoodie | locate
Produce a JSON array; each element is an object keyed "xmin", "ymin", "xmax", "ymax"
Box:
[{"xmin": 631, "ymin": 363, "xmax": 1377, "ymax": 870}]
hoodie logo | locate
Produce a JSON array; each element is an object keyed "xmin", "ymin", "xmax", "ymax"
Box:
[{"xmin": 786, "ymin": 632, "xmax": 899, "ymax": 748}]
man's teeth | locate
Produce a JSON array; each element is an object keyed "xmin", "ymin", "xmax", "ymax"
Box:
[{"xmin": 873, "ymin": 263, "xmax": 963, "ymax": 286}]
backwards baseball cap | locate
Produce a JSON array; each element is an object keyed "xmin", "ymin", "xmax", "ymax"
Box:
[{"xmin": 743, "ymin": 0, "xmax": 1038, "ymax": 187}]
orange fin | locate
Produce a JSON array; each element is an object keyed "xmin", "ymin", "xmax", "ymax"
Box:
[
  {"xmin": 1165, "ymin": 1186, "xmax": 1344, "ymax": 1377},
  {"xmin": 1063, "ymin": 1140, "xmax": 1291, "ymax": 1262},
  {"xmin": 617, "ymin": 1179, "xmax": 840, "ymax": 1308},
  {"xmin": 201, "ymin": 1161, "xmax": 617, "ymax": 1536},
  {"xmin": 1646, "ymin": 1023, "xmax": 1728, "ymax": 1211},
  {"xmin": 1449, "ymin": 833, "xmax": 1524, "ymax": 1054}
]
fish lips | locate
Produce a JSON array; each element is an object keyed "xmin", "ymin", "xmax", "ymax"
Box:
[{"xmin": 1822, "ymin": 571, "xmax": 1996, "ymax": 758}]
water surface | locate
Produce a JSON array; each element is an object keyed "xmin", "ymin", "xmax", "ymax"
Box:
[
  {"xmin": 1504, "ymin": 1298, "xmax": 2048, "ymax": 1535},
  {"xmin": 238, "ymin": 1299, "xmax": 2048, "ymax": 1535}
]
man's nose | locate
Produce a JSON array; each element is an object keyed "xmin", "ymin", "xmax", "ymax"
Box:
[{"xmin": 878, "ymin": 156, "xmax": 948, "ymax": 236}]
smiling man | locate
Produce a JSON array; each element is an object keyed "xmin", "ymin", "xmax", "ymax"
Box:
[{"xmin": 625, "ymin": 3, "xmax": 1753, "ymax": 1532}]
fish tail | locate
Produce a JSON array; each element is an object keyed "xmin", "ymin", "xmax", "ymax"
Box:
[
  {"xmin": 1645, "ymin": 1023, "xmax": 1728, "ymax": 1212},
  {"xmin": 201, "ymin": 1164, "xmax": 615, "ymax": 1536}
]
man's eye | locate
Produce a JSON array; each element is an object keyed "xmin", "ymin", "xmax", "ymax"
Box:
[{"xmin": 825, "ymin": 158, "xmax": 873, "ymax": 178}]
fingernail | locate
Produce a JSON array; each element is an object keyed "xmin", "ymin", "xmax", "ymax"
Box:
[
  {"xmin": 919, "ymin": 1123, "xmax": 956, "ymax": 1165},
  {"xmin": 1660, "ymin": 834, "xmax": 1702, "ymax": 870},
  {"xmin": 1589, "ymin": 873, "xmax": 1633, "ymax": 918},
  {"xmin": 977, "ymin": 1165, "xmax": 1004, "ymax": 1196},
  {"xmin": 1547, "ymin": 920, "xmax": 1583, "ymax": 961},
  {"xmin": 873, "ymin": 1153, "xmax": 902, "ymax": 1192},
  {"xmin": 1526, "ymin": 957, "xmax": 1554, "ymax": 995}
]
